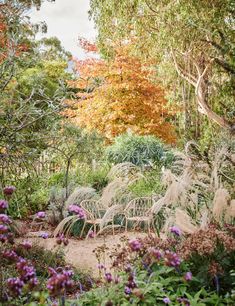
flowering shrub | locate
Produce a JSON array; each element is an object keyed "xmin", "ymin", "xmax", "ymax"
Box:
[
  {"xmin": 77, "ymin": 230, "xmax": 235, "ymax": 305},
  {"xmin": 1, "ymin": 184, "xmax": 234, "ymax": 305},
  {"xmin": 0, "ymin": 186, "xmax": 91, "ymax": 305}
]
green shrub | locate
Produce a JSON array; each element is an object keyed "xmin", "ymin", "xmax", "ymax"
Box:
[
  {"xmin": 29, "ymin": 188, "xmax": 49, "ymax": 212},
  {"xmin": 73, "ymin": 163, "xmax": 110, "ymax": 191},
  {"xmin": 48, "ymin": 171, "xmax": 66, "ymax": 186},
  {"xmin": 129, "ymin": 169, "xmax": 164, "ymax": 197},
  {"xmin": 105, "ymin": 133, "xmax": 172, "ymax": 167},
  {"xmin": 3, "ymin": 175, "xmax": 49, "ymax": 217},
  {"xmin": 76, "ymin": 231, "xmax": 235, "ymax": 305}
]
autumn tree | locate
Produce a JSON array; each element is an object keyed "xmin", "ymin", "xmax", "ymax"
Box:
[
  {"xmin": 65, "ymin": 41, "xmax": 176, "ymax": 143},
  {"xmin": 89, "ymin": 0, "xmax": 235, "ymax": 140}
]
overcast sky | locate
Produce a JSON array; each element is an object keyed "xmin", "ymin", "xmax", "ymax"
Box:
[{"xmin": 30, "ymin": 0, "xmax": 97, "ymax": 59}]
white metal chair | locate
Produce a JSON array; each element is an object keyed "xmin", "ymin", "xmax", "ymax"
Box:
[
  {"xmin": 97, "ymin": 204, "xmax": 122, "ymax": 236},
  {"xmin": 123, "ymin": 197, "xmax": 154, "ymax": 233},
  {"xmin": 80, "ymin": 200, "xmax": 122, "ymax": 238}
]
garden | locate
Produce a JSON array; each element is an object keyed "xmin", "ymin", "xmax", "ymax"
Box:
[{"xmin": 0, "ymin": 0, "xmax": 235, "ymax": 305}]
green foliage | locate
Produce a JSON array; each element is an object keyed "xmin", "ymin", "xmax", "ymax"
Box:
[
  {"xmin": 105, "ymin": 133, "xmax": 171, "ymax": 167},
  {"xmin": 129, "ymin": 169, "xmax": 163, "ymax": 197},
  {"xmin": 90, "ymin": 0, "xmax": 235, "ymax": 141},
  {"xmin": 73, "ymin": 164, "xmax": 109, "ymax": 192}
]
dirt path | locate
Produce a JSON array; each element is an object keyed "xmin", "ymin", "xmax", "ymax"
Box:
[{"xmin": 23, "ymin": 232, "xmax": 147, "ymax": 277}]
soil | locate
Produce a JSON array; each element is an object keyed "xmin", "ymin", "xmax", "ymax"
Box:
[{"xmin": 22, "ymin": 231, "xmax": 148, "ymax": 277}]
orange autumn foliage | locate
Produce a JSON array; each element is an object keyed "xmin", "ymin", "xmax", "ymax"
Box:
[
  {"xmin": 0, "ymin": 3, "xmax": 29, "ymax": 63},
  {"xmin": 65, "ymin": 42, "xmax": 177, "ymax": 143}
]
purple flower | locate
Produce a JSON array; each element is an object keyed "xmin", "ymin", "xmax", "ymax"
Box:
[
  {"xmin": 88, "ymin": 230, "xmax": 95, "ymax": 238},
  {"xmin": 20, "ymin": 240, "xmax": 32, "ymax": 250},
  {"xmin": 28, "ymin": 277, "xmax": 39, "ymax": 288},
  {"xmin": 7, "ymin": 277, "xmax": 24, "ymax": 297},
  {"xmin": 47, "ymin": 267, "xmax": 74, "ymax": 296},
  {"xmin": 163, "ymin": 297, "xmax": 171, "ymax": 304},
  {"xmin": 36, "ymin": 211, "xmax": 46, "ymax": 219},
  {"xmin": 177, "ymin": 297, "xmax": 190, "ymax": 306},
  {"xmin": 184, "ymin": 272, "xmax": 192, "ymax": 281},
  {"xmin": 16, "ymin": 258, "xmax": 36, "ymax": 282},
  {"xmin": 39, "ymin": 232, "xmax": 49, "ymax": 239},
  {"xmin": 127, "ymin": 273, "xmax": 136, "ymax": 289},
  {"xmin": 129, "ymin": 239, "xmax": 142, "ymax": 251},
  {"xmin": 124, "ymin": 286, "xmax": 132, "ymax": 295},
  {"xmin": 104, "ymin": 272, "xmax": 113, "ymax": 283},
  {"xmin": 3, "ymin": 186, "xmax": 16, "ymax": 196},
  {"xmin": 149, "ymin": 247, "xmax": 162, "ymax": 260},
  {"xmin": 56, "ymin": 234, "xmax": 69, "ymax": 246},
  {"xmin": 164, "ymin": 250, "xmax": 181, "ymax": 267},
  {"xmin": 2, "ymin": 250, "xmax": 19, "ymax": 262},
  {"xmin": 0, "ymin": 214, "xmax": 11, "ymax": 224},
  {"xmin": 98, "ymin": 264, "xmax": 106, "ymax": 270},
  {"xmin": 170, "ymin": 226, "xmax": 181, "ymax": 236},
  {"xmin": 124, "ymin": 264, "xmax": 132, "ymax": 272},
  {"xmin": 0, "ymin": 199, "xmax": 8, "ymax": 211},
  {"xmin": 0, "ymin": 224, "xmax": 8, "ymax": 233},
  {"xmin": 68, "ymin": 204, "xmax": 86, "ymax": 219},
  {"xmin": 0, "ymin": 234, "xmax": 7, "ymax": 243}
]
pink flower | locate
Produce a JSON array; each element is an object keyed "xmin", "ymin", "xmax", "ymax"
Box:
[
  {"xmin": 163, "ymin": 297, "xmax": 171, "ymax": 304},
  {"xmin": 36, "ymin": 211, "xmax": 46, "ymax": 219},
  {"xmin": 170, "ymin": 226, "xmax": 181, "ymax": 236},
  {"xmin": 0, "ymin": 224, "xmax": 8, "ymax": 233},
  {"xmin": 3, "ymin": 186, "xmax": 16, "ymax": 196},
  {"xmin": 68, "ymin": 204, "xmax": 86, "ymax": 219},
  {"xmin": 164, "ymin": 250, "xmax": 181, "ymax": 267},
  {"xmin": 56, "ymin": 234, "xmax": 69, "ymax": 246},
  {"xmin": 0, "ymin": 214, "xmax": 11, "ymax": 224},
  {"xmin": 148, "ymin": 247, "xmax": 162, "ymax": 260},
  {"xmin": 47, "ymin": 267, "xmax": 74, "ymax": 296},
  {"xmin": 129, "ymin": 239, "xmax": 142, "ymax": 251},
  {"xmin": 7, "ymin": 277, "xmax": 24, "ymax": 297},
  {"xmin": 104, "ymin": 272, "xmax": 113, "ymax": 283},
  {"xmin": 184, "ymin": 271, "xmax": 192, "ymax": 281},
  {"xmin": 2, "ymin": 250, "xmax": 19, "ymax": 262},
  {"xmin": 88, "ymin": 230, "xmax": 95, "ymax": 238},
  {"xmin": 0, "ymin": 199, "xmax": 8, "ymax": 211},
  {"xmin": 20, "ymin": 240, "xmax": 32, "ymax": 250},
  {"xmin": 39, "ymin": 232, "xmax": 49, "ymax": 239}
]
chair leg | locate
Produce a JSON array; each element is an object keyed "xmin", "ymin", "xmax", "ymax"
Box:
[
  {"xmin": 147, "ymin": 221, "xmax": 151, "ymax": 235},
  {"xmin": 80, "ymin": 222, "xmax": 86, "ymax": 238},
  {"xmin": 125, "ymin": 219, "xmax": 128, "ymax": 232},
  {"xmin": 112, "ymin": 220, "xmax": 115, "ymax": 235},
  {"xmin": 85, "ymin": 225, "xmax": 93, "ymax": 240},
  {"xmin": 133, "ymin": 221, "xmax": 139, "ymax": 232}
]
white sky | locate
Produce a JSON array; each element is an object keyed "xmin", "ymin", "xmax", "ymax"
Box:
[{"xmin": 30, "ymin": 0, "xmax": 97, "ymax": 59}]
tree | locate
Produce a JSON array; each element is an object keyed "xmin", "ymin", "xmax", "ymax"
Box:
[
  {"xmin": 65, "ymin": 41, "xmax": 176, "ymax": 143},
  {"xmin": 0, "ymin": 0, "xmax": 72, "ymax": 187},
  {"xmin": 89, "ymin": 0, "xmax": 235, "ymax": 136}
]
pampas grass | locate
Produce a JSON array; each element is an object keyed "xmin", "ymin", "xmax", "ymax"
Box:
[
  {"xmin": 63, "ymin": 187, "xmax": 98, "ymax": 214},
  {"xmin": 212, "ymin": 188, "xmax": 230, "ymax": 220},
  {"xmin": 225, "ymin": 199, "xmax": 235, "ymax": 222},
  {"xmin": 175, "ymin": 208, "xmax": 198, "ymax": 234}
]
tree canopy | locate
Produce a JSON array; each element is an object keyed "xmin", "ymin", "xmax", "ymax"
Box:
[
  {"xmin": 90, "ymin": 0, "xmax": 235, "ymax": 137},
  {"xmin": 64, "ymin": 41, "xmax": 177, "ymax": 143}
]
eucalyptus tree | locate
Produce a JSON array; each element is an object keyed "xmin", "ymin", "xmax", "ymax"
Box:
[{"xmin": 90, "ymin": 0, "xmax": 235, "ymax": 138}]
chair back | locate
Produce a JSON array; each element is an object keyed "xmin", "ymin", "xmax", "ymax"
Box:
[
  {"xmin": 124, "ymin": 197, "xmax": 153, "ymax": 217},
  {"xmin": 80, "ymin": 200, "xmax": 102, "ymax": 220}
]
